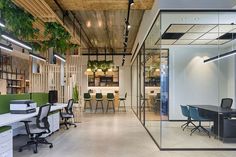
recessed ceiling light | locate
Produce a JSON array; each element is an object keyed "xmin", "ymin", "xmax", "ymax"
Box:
[
  {"xmin": 86, "ymin": 21, "xmax": 91, "ymax": 28},
  {"xmin": 98, "ymin": 21, "xmax": 102, "ymax": 27}
]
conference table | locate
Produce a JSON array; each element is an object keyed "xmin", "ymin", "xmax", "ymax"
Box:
[{"xmin": 189, "ymin": 105, "xmax": 236, "ymax": 142}]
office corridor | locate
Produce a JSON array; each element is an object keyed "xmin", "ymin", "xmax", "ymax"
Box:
[{"xmin": 13, "ymin": 110, "xmax": 235, "ymax": 157}]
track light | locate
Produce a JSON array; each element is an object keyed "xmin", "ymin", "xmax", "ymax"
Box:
[
  {"xmin": 0, "ymin": 43, "xmax": 13, "ymax": 52},
  {"xmin": 127, "ymin": 24, "xmax": 131, "ymax": 29},
  {"xmin": 123, "ymin": 42, "xmax": 127, "ymax": 47},
  {"xmin": 54, "ymin": 53, "xmax": 66, "ymax": 62},
  {"xmin": 129, "ymin": 0, "xmax": 134, "ymax": 6},
  {"xmin": 0, "ymin": 18, "xmax": 5, "ymax": 27},
  {"xmin": 29, "ymin": 52, "xmax": 46, "ymax": 62},
  {"xmin": 1, "ymin": 32, "xmax": 32, "ymax": 50}
]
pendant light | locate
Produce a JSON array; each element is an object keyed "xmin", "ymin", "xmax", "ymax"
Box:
[
  {"xmin": 85, "ymin": 48, "xmax": 93, "ymax": 75},
  {"xmin": 95, "ymin": 49, "xmax": 104, "ymax": 76}
]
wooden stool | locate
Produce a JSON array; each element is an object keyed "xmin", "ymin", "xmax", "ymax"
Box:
[
  {"xmin": 106, "ymin": 93, "xmax": 115, "ymax": 113},
  {"xmin": 95, "ymin": 93, "xmax": 104, "ymax": 113},
  {"xmin": 84, "ymin": 93, "xmax": 92, "ymax": 112},
  {"xmin": 118, "ymin": 92, "xmax": 127, "ymax": 112}
]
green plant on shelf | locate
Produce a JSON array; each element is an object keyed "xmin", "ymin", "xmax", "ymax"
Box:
[{"xmin": 87, "ymin": 60, "xmax": 114, "ymax": 72}]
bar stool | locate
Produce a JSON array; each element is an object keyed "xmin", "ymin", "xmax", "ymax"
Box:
[
  {"xmin": 95, "ymin": 93, "xmax": 104, "ymax": 113},
  {"xmin": 106, "ymin": 93, "xmax": 115, "ymax": 113},
  {"xmin": 141, "ymin": 94, "xmax": 151, "ymax": 111},
  {"xmin": 84, "ymin": 93, "xmax": 92, "ymax": 112},
  {"xmin": 118, "ymin": 92, "xmax": 127, "ymax": 112}
]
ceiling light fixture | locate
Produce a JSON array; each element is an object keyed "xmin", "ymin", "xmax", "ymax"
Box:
[
  {"xmin": 29, "ymin": 53, "xmax": 46, "ymax": 62},
  {"xmin": 0, "ymin": 43, "xmax": 13, "ymax": 52},
  {"xmin": 1, "ymin": 32, "xmax": 32, "ymax": 50},
  {"xmin": 0, "ymin": 18, "xmax": 5, "ymax": 27},
  {"xmin": 54, "ymin": 53, "xmax": 66, "ymax": 62},
  {"xmin": 204, "ymin": 50, "xmax": 236, "ymax": 63},
  {"xmin": 129, "ymin": 0, "xmax": 134, "ymax": 6}
]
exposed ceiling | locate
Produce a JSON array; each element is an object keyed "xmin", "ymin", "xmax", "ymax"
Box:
[{"xmin": 12, "ymin": 0, "xmax": 154, "ymax": 54}]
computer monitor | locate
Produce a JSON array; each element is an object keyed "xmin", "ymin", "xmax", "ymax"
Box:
[{"xmin": 49, "ymin": 90, "xmax": 58, "ymax": 104}]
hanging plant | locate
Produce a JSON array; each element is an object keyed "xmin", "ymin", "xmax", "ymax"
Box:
[
  {"xmin": 87, "ymin": 60, "xmax": 114, "ymax": 72},
  {"xmin": 43, "ymin": 22, "xmax": 80, "ymax": 54},
  {"xmin": 0, "ymin": 0, "xmax": 39, "ymax": 40}
]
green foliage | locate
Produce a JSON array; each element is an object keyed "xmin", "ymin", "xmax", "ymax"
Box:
[
  {"xmin": 0, "ymin": 0, "xmax": 39, "ymax": 40},
  {"xmin": 72, "ymin": 84, "xmax": 79, "ymax": 103},
  {"xmin": 0, "ymin": 0, "xmax": 79, "ymax": 54},
  {"xmin": 87, "ymin": 60, "xmax": 114, "ymax": 72},
  {"xmin": 41, "ymin": 22, "xmax": 80, "ymax": 54}
]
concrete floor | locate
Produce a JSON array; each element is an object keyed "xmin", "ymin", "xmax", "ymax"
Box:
[{"xmin": 14, "ymin": 110, "xmax": 236, "ymax": 157}]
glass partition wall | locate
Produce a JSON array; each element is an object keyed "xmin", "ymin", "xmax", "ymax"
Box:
[{"xmin": 131, "ymin": 10, "xmax": 236, "ymax": 150}]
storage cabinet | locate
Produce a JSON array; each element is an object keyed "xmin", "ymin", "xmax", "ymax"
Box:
[{"xmin": 0, "ymin": 127, "xmax": 13, "ymax": 157}]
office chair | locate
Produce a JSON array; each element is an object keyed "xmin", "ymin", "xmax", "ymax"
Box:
[
  {"xmin": 118, "ymin": 92, "xmax": 127, "ymax": 112},
  {"xmin": 106, "ymin": 93, "xmax": 115, "ymax": 112},
  {"xmin": 61, "ymin": 99, "xmax": 77, "ymax": 129},
  {"xmin": 84, "ymin": 93, "xmax": 92, "ymax": 111},
  {"xmin": 19, "ymin": 104, "xmax": 53, "ymax": 154},
  {"xmin": 221, "ymin": 98, "xmax": 233, "ymax": 109},
  {"xmin": 180, "ymin": 105, "xmax": 197, "ymax": 131},
  {"xmin": 189, "ymin": 106, "xmax": 211, "ymax": 137},
  {"xmin": 95, "ymin": 93, "xmax": 104, "ymax": 113}
]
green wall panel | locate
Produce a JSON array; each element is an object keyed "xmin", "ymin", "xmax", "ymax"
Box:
[
  {"xmin": 0, "ymin": 94, "xmax": 30, "ymax": 114},
  {"xmin": 30, "ymin": 93, "xmax": 48, "ymax": 107}
]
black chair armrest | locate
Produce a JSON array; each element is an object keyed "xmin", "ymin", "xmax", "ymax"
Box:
[{"xmin": 20, "ymin": 120, "xmax": 32, "ymax": 123}]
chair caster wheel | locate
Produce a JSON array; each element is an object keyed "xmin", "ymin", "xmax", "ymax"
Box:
[
  {"xmin": 18, "ymin": 148, "xmax": 22, "ymax": 152},
  {"xmin": 74, "ymin": 125, "xmax": 77, "ymax": 128},
  {"xmin": 50, "ymin": 144, "xmax": 53, "ymax": 148},
  {"xmin": 34, "ymin": 150, "xmax": 38, "ymax": 154}
]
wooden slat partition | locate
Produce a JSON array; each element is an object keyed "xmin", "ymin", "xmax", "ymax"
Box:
[{"xmin": 29, "ymin": 54, "xmax": 82, "ymax": 103}]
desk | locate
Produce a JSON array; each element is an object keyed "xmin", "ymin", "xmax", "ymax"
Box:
[
  {"xmin": 0, "ymin": 103, "xmax": 66, "ymax": 157},
  {"xmin": 0, "ymin": 103, "xmax": 67, "ymax": 127},
  {"xmin": 189, "ymin": 105, "xmax": 236, "ymax": 142}
]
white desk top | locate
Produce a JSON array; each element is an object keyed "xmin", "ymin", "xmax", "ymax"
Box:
[{"xmin": 0, "ymin": 103, "xmax": 67, "ymax": 127}]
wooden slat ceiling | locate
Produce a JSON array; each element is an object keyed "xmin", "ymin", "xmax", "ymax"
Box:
[
  {"xmin": 12, "ymin": 0, "xmax": 153, "ymax": 53},
  {"xmin": 74, "ymin": 10, "xmax": 143, "ymax": 53},
  {"xmin": 47, "ymin": 0, "xmax": 154, "ymax": 11}
]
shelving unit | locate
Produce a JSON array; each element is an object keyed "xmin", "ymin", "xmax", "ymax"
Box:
[
  {"xmin": 88, "ymin": 67, "xmax": 119, "ymax": 87},
  {"xmin": 0, "ymin": 54, "xmax": 27, "ymax": 94}
]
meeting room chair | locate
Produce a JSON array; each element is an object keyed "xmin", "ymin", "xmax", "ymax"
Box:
[
  {"xmin": 84, "ymin": 93, "xmax": 92, "ymax": 112},
  {"xmin": 189, "ymin": 106, "xmax": 211, "ymax": 137},
  {"xmin": 221, "ymin": 98, "xmax": 233, "ymax": 109},
  {"xmin": 107, "ymin": 93, "xmax": 115, "ymax": 112},
  {"xmin": 60, "ymin": 99, "xmax": 77, "ymax": 129},
  {"xmin": 118, "ymin": 92, "xmax": 127, "ymax": 112},
  {"xmin": 180, "ymin": 105, "xmax": 197, "ymax": 131},
  {"xmin": 19, "ymin": 104, "xmax": 53, "ymax": 154},
  {"xmin": 95, "ymin": 93, "xmax": 104, "ymax": 113}
]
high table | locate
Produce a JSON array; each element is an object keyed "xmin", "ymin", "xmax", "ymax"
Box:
[{"xmin": 189, "ymin": 105, "xmax": 236, "ymax": 142}]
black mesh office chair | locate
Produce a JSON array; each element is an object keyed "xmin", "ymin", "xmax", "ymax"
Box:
[
  {"xmin": 221, "ymin": 98, "xmax": 233, "ymax": 109},
  {"xmin": 60, "ymin": 99, "xmax": 77, "ymax": 129},
  {"xmin": 19, "ymin": 104, "xmax": 52, "ymax": 154}
]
